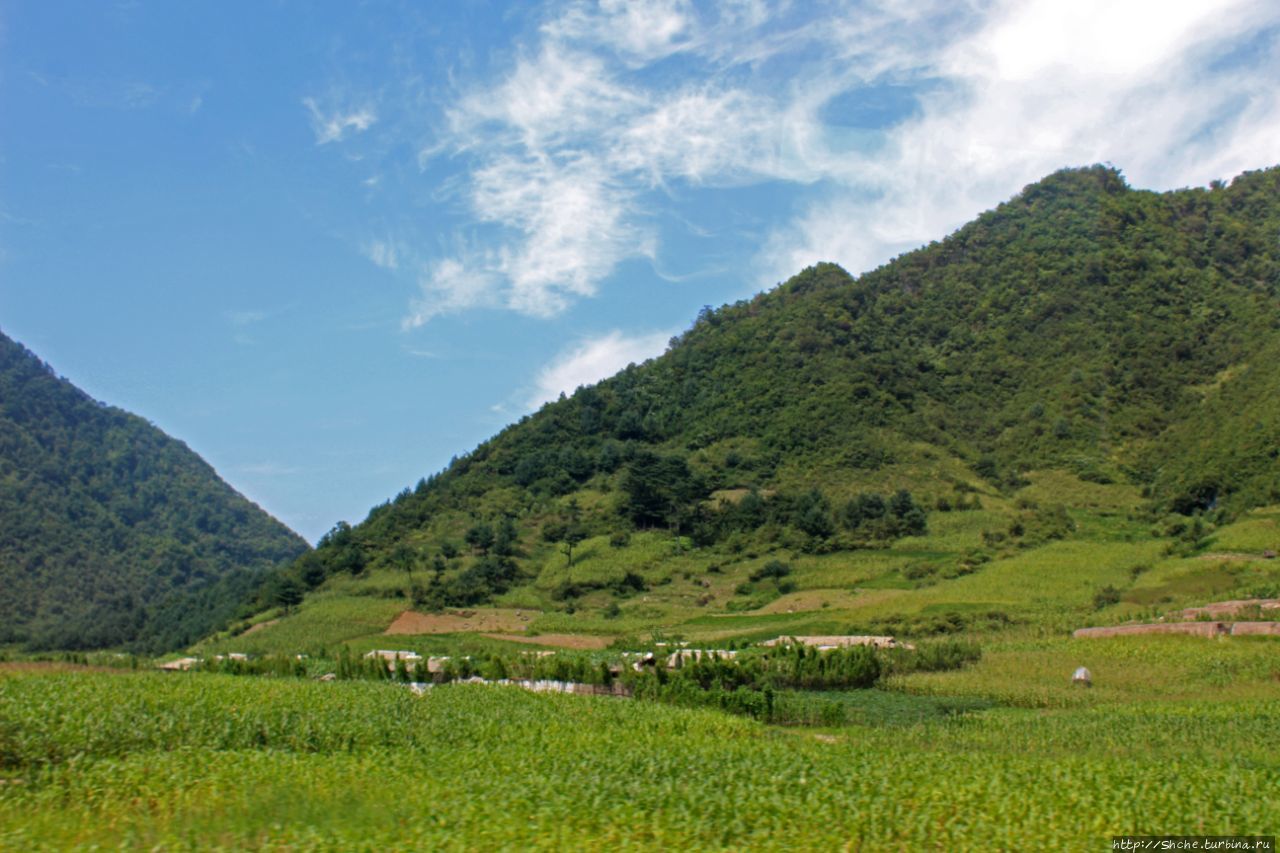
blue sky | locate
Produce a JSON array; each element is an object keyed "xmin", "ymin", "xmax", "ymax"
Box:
[{"xmin": 1, "ymin": 0, "xmax": 1277, "ymax": 542}]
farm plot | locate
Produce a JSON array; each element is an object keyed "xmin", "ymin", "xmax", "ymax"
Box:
[{"xmin": 1, "ymin": 671, "xmax": 1277, "ymax": 850}]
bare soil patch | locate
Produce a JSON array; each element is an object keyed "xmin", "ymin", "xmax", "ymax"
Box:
[
  {"xmin": 384, "ymin": 608, "xmax": 537, "ymax": 635},
  {"xmin": 1198, "ymin": 552, "xmax": 1266, "ymax": 562},
  {"xmin": 480, "ymin": 632, "xmax": 613, "ymax": 650},
  {"xmin": 1176, "ymin": 598, "xmax": 1280, "ymax": 619},
  {"xmin": 240, "ymin": 618, "xmax": 279, "ymax": 636}
]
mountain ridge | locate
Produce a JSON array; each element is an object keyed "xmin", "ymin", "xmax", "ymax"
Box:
[
  {"xmin": 245, "ymin": 163, "xmax": 1279, "ymax": 637},
  {"xmin": 0, "ymin": 330, "xmax": 309, "ymax": 651}
]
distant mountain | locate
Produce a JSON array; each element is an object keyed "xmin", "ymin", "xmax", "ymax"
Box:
[
  {"xmin": 0, "ymin": 331, "xmax": 309, "ymax": 651},
  {"xmin": 266, "ymin": 164, "xmax": 1280, "ymax": 619}
]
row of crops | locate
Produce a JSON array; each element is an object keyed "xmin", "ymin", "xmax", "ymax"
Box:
[
  {"xmin": 190, "ymin": 639, "xmax": 982, "ymax": 725},
  {"xmin": 1, "ymin": 670, "xmax": 1277, "ymax": 849}
]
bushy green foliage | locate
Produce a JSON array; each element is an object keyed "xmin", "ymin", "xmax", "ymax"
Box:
[
  {"xmin": 0, "ymin": 330, "xmax": 308, "ymax": 653},
  {"xmin": 279, "ymin": 166, "xmax": 1280, "ymax": 619}
]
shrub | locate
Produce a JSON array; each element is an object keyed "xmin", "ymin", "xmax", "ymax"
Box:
[{"xmin": 750, "ymin": 560, "xmax": 791, "ymax": 582}]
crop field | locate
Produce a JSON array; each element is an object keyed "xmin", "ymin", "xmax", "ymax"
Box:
[
  {"xmin": 1, "ymin": 669, "xmax": 1277, "ymax": 851},
  {"xmin": 79, "ymin": 492, "xmax": 1277, "ymax": 848}
]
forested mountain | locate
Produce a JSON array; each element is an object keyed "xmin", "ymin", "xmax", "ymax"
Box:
[
  {"xmin": 259, "ymin": 164, "xmax": 1280, "ymax": 623},
  {"xmin": 0, "ymin": 332, "xmax": 309, "ymax": 651}
]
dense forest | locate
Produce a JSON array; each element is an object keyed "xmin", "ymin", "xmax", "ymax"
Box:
[
  {"xmin": 275, "ymin": 165, "xmax": 1280, "ymax": 614},
  {"xmin": 0, "ymin": 331, "xmax": 309, "ymax": 651}
]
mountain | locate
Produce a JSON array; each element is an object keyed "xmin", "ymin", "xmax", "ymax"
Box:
[
  {"xmin": 235, "ymin": 164, "xmax": 1280, "ymax": 643},
  {"xmin": 0, "ymin": 331, "xmax": 309, "ymax": 652}
]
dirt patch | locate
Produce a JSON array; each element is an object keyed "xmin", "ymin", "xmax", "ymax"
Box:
[
  {"xmin": 1176, "ymin": 598, "xmax": 1280, "ymax": 619},
  {"xmin": 240, "ymin": 618, "xmax": 279, "ymax": 636},
  {"xmin": 1197, "ymin": 552, "xmax": 1269, "ymax": 562},
  {"xmin": 479, "ymin": 632, "xmax": 614, "ymax": 650},
  {"xmin": 1073, "ymin": 622, "xmax": 1229, "ymax": 639},
  {"xmin": 1227, "ymin": 622, "xmax": 1280, "ymax": 636},
  {"xmin": 1075, "ymin": 620, "xmax": 1280, "ymax": 639},
  {"xmin": 384, "ymin": 608, "xmax": 537, "ymax": 635}
]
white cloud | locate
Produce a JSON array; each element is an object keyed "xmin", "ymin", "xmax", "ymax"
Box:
[
  {"xmin": 363, "ymin": 239, "xmax": 399, "ymax": 271},
  {"xmin": 384, "ymin": 0, "xmax": 1279, "ymax": 324},
  {"xmin": 404, "ymin": 257, "xmax": 501, "ymax": 328},
  {"xmin": 414, "ymin": 7, "xmax": 814, "ymax": 324},
  {"xmin": 303, "ymin": 96, "xmax": 377, "ymax": 144},
  {"xmin": 526, "ymin": 330, "xmax": 673, "ymax": 409},
  {"xmin": 544, "ymin": 0, "xmax": 695, "ymax": 64},
  {"xmin": 761, "ymin": 0, "xmax": 1280, "ymax": 285}
]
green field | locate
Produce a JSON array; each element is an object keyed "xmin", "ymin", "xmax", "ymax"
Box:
[
  {"xmin": 8, "ymin": 488, "xmax": 1280, "ymax": 849},
  {"xmin": 4, "ymin": 624, "xmax": 1279, "ymax": 851}
]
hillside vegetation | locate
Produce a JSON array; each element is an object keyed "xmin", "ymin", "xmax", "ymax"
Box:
[
  {"xmin": 0, "ymin": 331, "xmax": 309, "ymax": 652},
  {"xmin": 240, "ymin": 165, "xmax": 1280, "ymax": 648}
]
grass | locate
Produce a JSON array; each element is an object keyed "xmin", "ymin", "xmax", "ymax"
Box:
[
  {"xmin": 1, "ymin": 669, "xmax": 1276, "ymax": 850},
  {"xmin": 1208, "ymin": 506, "xmax": 1280, "ymax": 552},
  {"xmin": 201, "ymin": 593, "xmax": 406, "ymax": 656},
  {"xmin": 889, "ymin": 633, "xmax": 1280, "ymax": 708}
]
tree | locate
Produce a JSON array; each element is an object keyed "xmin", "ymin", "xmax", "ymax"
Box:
[
  {"xmin": 390, "ymin": 542, "xmax": 417, "ymax": 584},
  {"xmin": 841, "ymin": 492, "xmax": 886, "ymax": 530},
  {"xmin": 794, "ymin": 489, "xmax": 834, "ymax": 539},
  {"xmin": 620, "ymin": 451, "xmax": 703, "ymax": 530},
  {"xmin": 271, "ymin": 575, "xmax": 304, "ymax": 614},
  {"xmin": 889, "ymin": 489, "xmax": 927, "ymax": 536},
  {"xmin": 493, "ymin": 516, "xmax": 519, "ymax": 557},
  {"xmin": 560, "ymin": 499, "xmax": 586, "ymax": 567},
  {"xmin": 464, "ymin": 522, "xmax": 495, "ymax": 555}
]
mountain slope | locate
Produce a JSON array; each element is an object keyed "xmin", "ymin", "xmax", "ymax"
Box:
[
  {"xmin": 255, "ymin": 164, "xmax": 1280, "ymax": 636},
  {"xmin": 0, "ymin": 331, "xmax": 309, "ymax": 651}
]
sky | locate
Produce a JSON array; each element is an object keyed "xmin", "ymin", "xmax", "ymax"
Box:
[{"xmin": 1, "ymin": 0, "xmax": 1277, "ymax": 543}]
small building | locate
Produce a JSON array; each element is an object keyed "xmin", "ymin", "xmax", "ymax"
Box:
[
  {"xmin": 1072, "ymin": 666, "xmax": 1092, "ymax": 687},
  {"xmin": 364, "ymin": 650, "xmax": 425, "ymax": 671},
  {"xmin": 364, "ymin": 649, "xmax": 424, "ymax": 663},
  {"xmin": 157, "ymin": 657, "xmax": 201, "ymax": 671},
  {"xmin": 630, "ymin": 652, "xmax": 657, "ymax": 672}
]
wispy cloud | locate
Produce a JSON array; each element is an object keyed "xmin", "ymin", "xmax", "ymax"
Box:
[
  {"xmin": 326, "ymin": 0, "xmax": 1278, "ymax": 325},
  {"xmin": 30, "ymin": 72, "xmax": 165, "ymax": 110},
  {"xmin": 224, "ymin": 309, "xmax": 269, "ymax": 346},
  {"xmin": 405, "ymin": 257, "xmax": 501, "ymax": 328},
  {"xmin": 225, "ymin": 309, "xmax": 267, "ymax": 326},
  {"xmin": 407, "ymin": 0, "xmax": 973, "ymax": 323},
  {"xmin": 303, "ymin": 96, "xmax": 377, "ymax": 144},
  {"xmin": 760, "ymin": 0, "xmax": 1280, "ymax": 284},
  {"xmin": 543, "ymin": 0, "xmax": 696, "ymax": 65},
  {"xmin": 363, "ymin": 239, "xmax": 400, "ymax": 271},
  {"xmin": 526, "ymin": 329, "xmax": 673, "ymax": 410}
]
